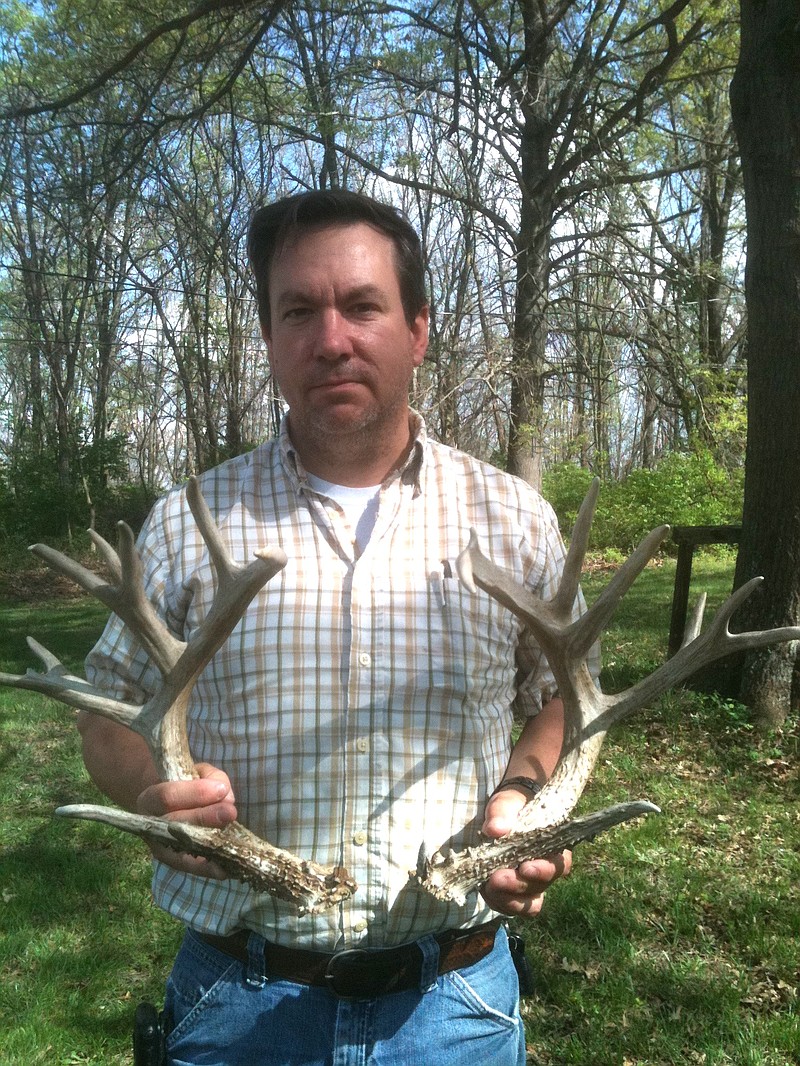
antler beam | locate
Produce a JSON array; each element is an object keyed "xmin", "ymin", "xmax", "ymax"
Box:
[{"xmin": 417, "ymin": 480, "xmax": 800, "ymax": 903}]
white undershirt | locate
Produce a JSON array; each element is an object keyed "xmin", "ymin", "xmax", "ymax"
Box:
[{"xmin": 306, "ymin": 473, "xmax": 382, "ymax": 550}]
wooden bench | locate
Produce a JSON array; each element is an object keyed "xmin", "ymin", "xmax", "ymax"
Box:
[{"xmin": 668, "ymin": 525, "xmax": 742, "ymax": 656}]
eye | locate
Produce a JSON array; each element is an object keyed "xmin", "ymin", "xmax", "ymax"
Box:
[
  {"xmin": 283, "ymin": 306, "xmax": 312, "ymax": 322},
  {"xmin": 350, "ymin": 302, "xmax": 380, "ymax": 317}
]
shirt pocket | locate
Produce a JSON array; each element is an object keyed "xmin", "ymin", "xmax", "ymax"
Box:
[{"xmin": 423, "ymin": 567, "xmax": 520, "ymax": 721}]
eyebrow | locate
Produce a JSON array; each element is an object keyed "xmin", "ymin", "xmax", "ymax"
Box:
[{"xmin": 274, "ymin": 284, "xmax": 389, "ymax": 309}]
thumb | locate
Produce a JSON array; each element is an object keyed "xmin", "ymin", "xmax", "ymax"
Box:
[{"xmin": 482, "ymin": 788, "xmax": 528, "ymax": 839}]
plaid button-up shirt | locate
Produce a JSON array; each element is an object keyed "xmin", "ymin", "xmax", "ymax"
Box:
[{"xmin": 86, "ymin": 413, "xmax": 589, "ymax": 950}]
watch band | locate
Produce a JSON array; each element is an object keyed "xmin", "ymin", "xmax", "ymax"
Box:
[{"xmin": 490, "ymin": 775, "xmax": 542, "ymax": 798}]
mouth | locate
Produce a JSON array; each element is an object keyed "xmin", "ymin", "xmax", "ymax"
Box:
[{"xmin": 311, "ymin": 378, "xmax": 366, "ymax": 394}]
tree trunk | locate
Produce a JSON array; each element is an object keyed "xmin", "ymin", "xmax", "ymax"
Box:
[
  {"xmin": 729, "ymin": 0, "xmax": 800, "ymax": 728},
  {"xmin": 505, "ymin": 2, "xmax": 552, "ymax": 491},
  {"xmin": 508, "ymin": 213, "xmax": 550, "ymax": 489}
]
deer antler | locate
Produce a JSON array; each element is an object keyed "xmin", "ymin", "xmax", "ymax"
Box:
[
  {"xmin": 418, "ymin": 480, "xmax": 800, "ymax": 903},
  {"xmin": 0, "ymin": 477, "xmax": 356, "ymax": 914}
]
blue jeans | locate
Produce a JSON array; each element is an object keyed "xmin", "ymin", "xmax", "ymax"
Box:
[{"xmin": 164, "ymin": 926, "xmax": 527, "ymax": 1065}]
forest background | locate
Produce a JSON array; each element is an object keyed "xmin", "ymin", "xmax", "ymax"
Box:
[{"xmin": 0, "ymin": 0, "xmax": 798, "ymax": 724}]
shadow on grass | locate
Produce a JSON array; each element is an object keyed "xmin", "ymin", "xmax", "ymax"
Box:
[
  {"xmin": 0, "ymin": 600, "xmax": 108, "ymax": 673},
  {"xmin": 517, "ymin": 810, "xmax": 799, "ymax": 1063},
  {"xmin": 0, "ymin": 820, "xmax": 180, "ymax": 1057}
]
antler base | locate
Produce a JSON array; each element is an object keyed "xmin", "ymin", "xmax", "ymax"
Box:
[{"xmin": 57, "ymin": 803, "xmax": 357, "ymax": 914}]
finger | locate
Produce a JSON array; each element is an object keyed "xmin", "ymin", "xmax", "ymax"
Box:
[
  {"xmin": 149, "ymin": 843, "xmax": 230, "ymax": 880},
  {"xmin": 480, "ymin": 852, "xmax": 572, "ymax": 894},
  {"xmin": 137, "ymin": 768, "xmax": 237, "ymax": 827},
  {"xmin": 480, "ymin": 878, "xmax": 550, "ymax": 921},
  {"xmin": 479, "ymin": 850, "xmax": 573, "ymax": 917},
  {"xmin": 195, "ymin": 762, "xmax": 237, "ymax": 795},
  {"xmin": 486, "ymin": 893, "xmax": 546, "ymax": 918},
  {"xmin": 484, "ymin": 865, "xmax": 537, "ymax": 896},
  {"xmin": 515, "ymin": 850, "xmax": 572, "ymax": 886},
  {"xmin": 137, "ymin": 780, "xmax": 236, "ymax": 824}
]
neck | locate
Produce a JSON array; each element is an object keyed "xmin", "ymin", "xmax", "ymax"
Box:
[{"xmin": 287, "ymin": 414, "xmax": 415, "ymax": 487}]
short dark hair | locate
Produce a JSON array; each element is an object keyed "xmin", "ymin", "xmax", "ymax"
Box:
[{"xmin": 247, "ymin": 190, "xmax": 427, "ymax": 332}]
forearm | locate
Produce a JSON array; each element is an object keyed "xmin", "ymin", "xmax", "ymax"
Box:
[
  {"xmin": 76, "ymin": 711, "xmax": 159, "ymax": 812},
  {"xmin": 76, "ymin": 710, "xmax": 238, "ymax": 878},
  {"xmin": 502, "ymin": 697, "xmax": 565, "ymax": 786},
  {"xmin": 480, "ymin": 698, "xmax": 570, "ymax": 915}
]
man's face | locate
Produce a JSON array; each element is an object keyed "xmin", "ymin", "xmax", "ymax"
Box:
[{"xmin": 264, "ymin": 222, "xmax": 429, "ymax": 461}]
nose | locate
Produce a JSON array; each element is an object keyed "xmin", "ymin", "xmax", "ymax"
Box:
[{"xmin": 313, "ymin": 308, "xmax": 353, "ymax": 361}]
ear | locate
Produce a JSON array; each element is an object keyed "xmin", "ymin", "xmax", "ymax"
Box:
[
  {"xmin": 261, "ymin": 324, "xmax": 274, "ymax": 367},
  {"xmin": 410, "ymin": 306, "xmax": 429, "ymax": 368}
]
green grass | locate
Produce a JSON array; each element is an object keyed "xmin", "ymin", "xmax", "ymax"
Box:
[
  {"xmin": 0, "ymin": 597, "xmax": 182, "ymax": 1065},
  {"xmin": 0, "ymin": 557, "xmax": 798, "ymax": 1064}
]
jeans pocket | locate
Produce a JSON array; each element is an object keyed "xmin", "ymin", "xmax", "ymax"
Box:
[
  {"xmin": 442, "ymin": 930, "xmax": 521, "ymax": 1030},
  {"xmin": 165, "ymin": 930, "xmax": 241, "ymax": 1050}
]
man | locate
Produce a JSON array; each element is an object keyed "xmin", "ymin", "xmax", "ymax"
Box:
[{"xmin": 80, "ymin": 190, "xmax": 587, "ymax": 1065}]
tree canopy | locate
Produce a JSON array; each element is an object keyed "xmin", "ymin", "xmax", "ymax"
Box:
[{"xmin": 0, "ymin": 0, "xmax": 745, "ymax": 495}]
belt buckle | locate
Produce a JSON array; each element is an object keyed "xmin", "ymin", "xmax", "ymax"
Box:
[{"xmin": 324, "ymin": 948, "xmax": 400, "ymax": 999}]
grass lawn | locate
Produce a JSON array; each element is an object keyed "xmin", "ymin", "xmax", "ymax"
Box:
[
  {"xmin": 0, "ymin": 554, "xmax": 797, "ymax": 1064},
  {"xmin": 521, "ymin": 555, "xmax": 799, "ymax": 1064},
  {"xmin": 0, "ymin": 598, "xmax": 181, "ymax": 1065}
]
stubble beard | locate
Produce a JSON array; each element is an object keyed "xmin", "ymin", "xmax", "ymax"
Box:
[{"xmin": 300, "ymin": 391, "xmax": 411, "ymax": 469}]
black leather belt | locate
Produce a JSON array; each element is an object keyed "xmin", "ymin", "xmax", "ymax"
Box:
[{"xmin": 198, "ymin": 918, "xmax": 502, "ymax": 999}]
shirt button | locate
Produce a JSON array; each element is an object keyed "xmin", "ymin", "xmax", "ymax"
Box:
[
  {"xmin": 358, "ymin": 652, "xmax": 371, "ymax": 667},
  {"xmin": 356, "ymin": 737, "xmax": 369, "ymax": 753},
  {"xmin": 353, "ymin": 830, "xmax": 368, "ymax": 846}
]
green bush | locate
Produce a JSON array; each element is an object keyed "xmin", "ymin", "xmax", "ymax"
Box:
[
  {"xmin": 540, "ymin": 462, "xmax": 596, "ymax": 531},
  {"xmin": 544, "ymin": 449, "xmax": 744, "ymax": 552},
  {"xmin": 96, "ymin": 481, "xmax": 159, "ymax": 538},
  {"xmin": 0, "ymin": 433, "xmax": 157, "ymax": 549}
]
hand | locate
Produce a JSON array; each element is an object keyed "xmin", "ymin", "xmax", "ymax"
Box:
[
  {"xmin": 479, "ymin": 785, "xmax": 571, "ymax": 917},
  {"xmin": 136, "ymin": 763, "xmax": 237, "ymax": 879}
]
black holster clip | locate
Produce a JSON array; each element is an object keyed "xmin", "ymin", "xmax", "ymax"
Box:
[
  {"xmin": 133, "ymin": 1001, "xmax": 167, "ymax": 1066},
  {"xmin": 507, "ymin": 933, "xmax": 536, "ymax": 996}
]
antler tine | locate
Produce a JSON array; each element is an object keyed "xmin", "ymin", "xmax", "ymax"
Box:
[
  {"xmin": 702, "ymin": 576, "xmax": 800, "ymax": 655},
  {"xmin": 88, "ymin": 528, "xmax": 122, "ymax": 582},
  {"xmin": 109, "ymin": 521, "xmax": 185, "ymax": 675},
  {"xmin": 609, "ymin": 578, "xmax": 800, "ymax": 728},
  {"xmin": 166, "ymin": 475, "xmax": 289, "ymax": 679},
  {"xmin": 26, "ymin": 635, "xmax": 63, "ymax": 672},
  {"xmin": 53, "ymin": 804, "xmax": 356, "ymax": 914},
  {"xmin": 550, "ymin": 477, "xmax": 600, "ymax": 616},
  {"xmin": 4, "ymin": 668, "xmax": 144, "ymax": 728},
  {"xmin": 418, "ymin": 800, "xmax": 661, "ymax": 905},
  {"xmin": 457, "ymin": 518, "xmax": 670, "ymax": 667},
  {"xmin": 33, "ymin": 525, "xmax": 183, "ymax": 677},
  {"xmin": 570, "ymin": 523, "xmax": 670, "ymax": 660},
  {"xmin": 681, "ymin": 592, "xmax": 707, "ymax": 648},
  {"xmin": 0, "ymin": 638, "xmax": 144, "ymax": 729},
  {"xmin": 186, "ymin": 475, "xmax": 238, "ymax": 585},
  {"xmin": 185, "ymin": 474, "xmax": 290, "ymax": 593},
  {"xmin": 30, "ymin": 542, "xmax": 108, "ymax": 596}
]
